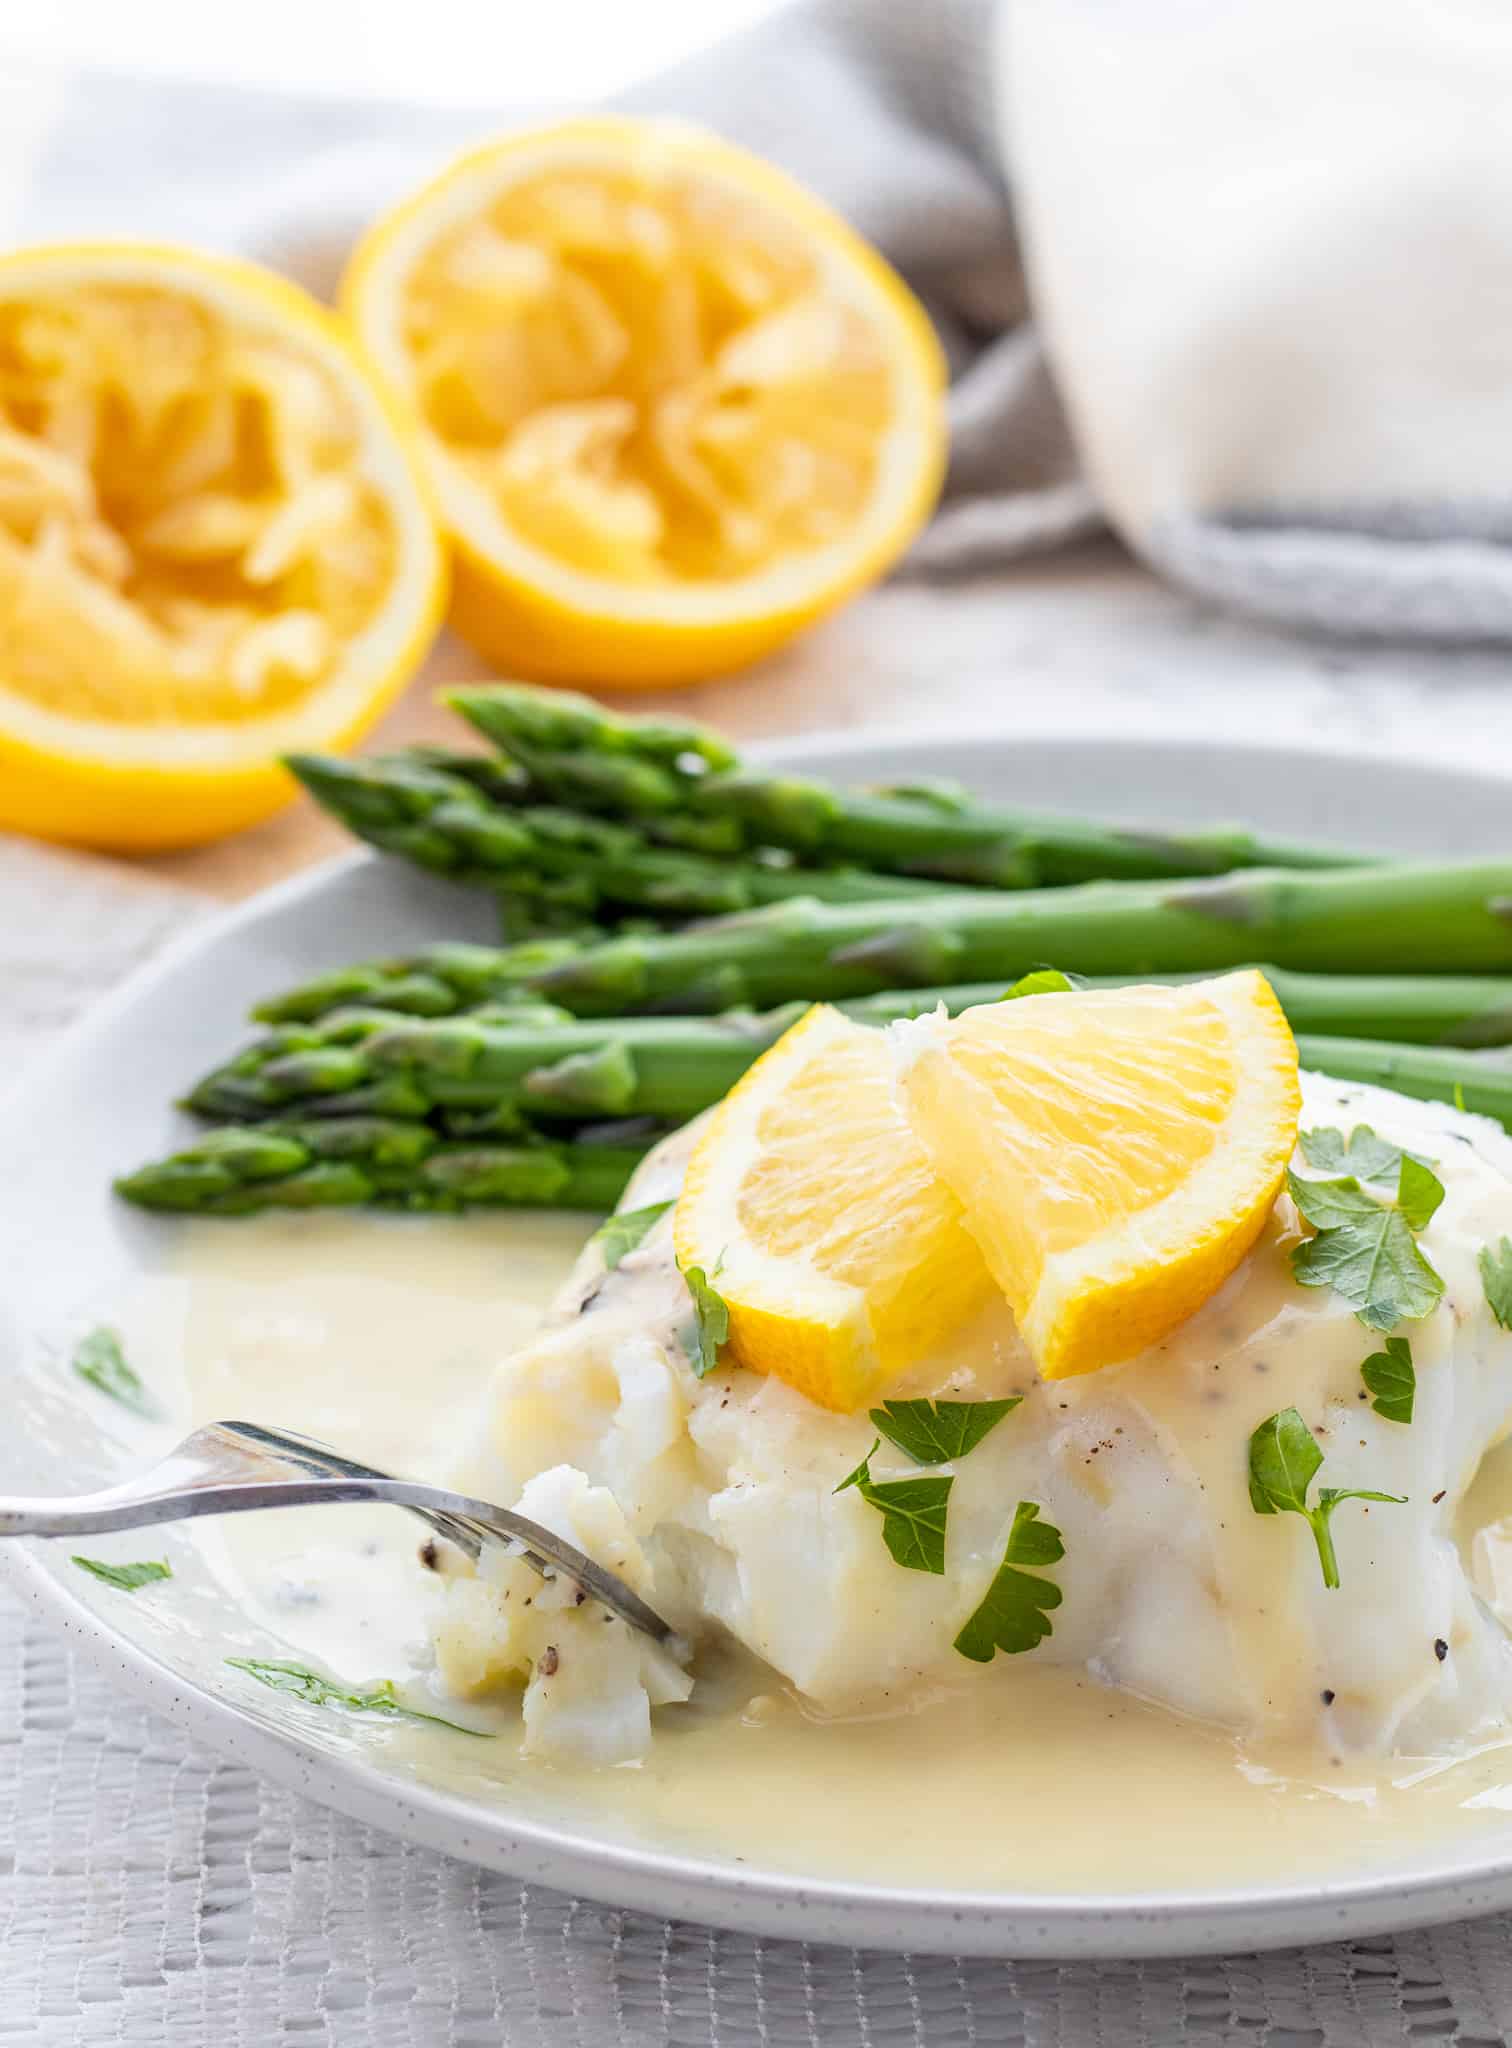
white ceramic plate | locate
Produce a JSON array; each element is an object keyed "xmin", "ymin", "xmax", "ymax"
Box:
[{"xmin": 7, "ymin": 726, "xmax": 1512, "ymax": 1961}]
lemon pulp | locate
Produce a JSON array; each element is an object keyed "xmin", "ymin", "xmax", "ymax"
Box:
[
  {"xmin": 401, "ymin": 162, "xmax": 895, "ymax": 588},
  {"xmin": 0, "ymin": 280, "xmax": 397, "ymax": 726},
  {"xmin": 343, "ymin": 119, "xmax": 945, "ymax": 684}
]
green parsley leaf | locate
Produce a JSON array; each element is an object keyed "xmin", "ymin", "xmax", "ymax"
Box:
[
  {"xmin": 681, "ymin": 1263, "xmax": 730, "ymax": 1378},
  {"xmin": 71, "ymin": 1326, "xmax": 156, "ymax": 1417},
  {"xmin": 1395, "ymin": 1156, "xmax": 1445, "ymax": 1233},
  {"xmin": 226, "ymin": 1658, "xmax": 487, "ymax": 1735},
  {"xmin": 1290, "ymin": 1210, "xmax": 1444, "ymax": 1332},
  {"xmin": 71, "ymin": 1556, "xmax": 171, "ymax": 1592},
  {"xmin": 1360, "ymin": 1335, "xmax": 1415, "ymax": 1424},
  {"xmin": 590, "ymin": 1199, "xmax": 673, "ymax": 1271},
  {"xmin": 953, "ymin": 1501, "xmax": 1065, "ymax": 1661},
  {"xmin": 1286, "ymin": 1171, "xmax": 1444, "ymax": 1332},
  {"xmin": 1298, "ymin": 1125, "xmax": 1433, "ymax": 1186},
  {"xmin": 1000, "ymin": 1497, "xmax": 1066, "ymax": 1567},
  {"xmin": 1001, "ymin": 968, "xmax": 1078, "ymax": 1000},
  {"xmin": 1479, "ymin": 1237, "xmax": 1512, "ymax": 1330},
  {"xmin": 1286, "ymin": 1169, "xmax": 1379, "ymax": 1229},
  {"xmin": 868, "ymin": 1396, "xmax": 1020, "ymax": 1466},
  {"xmin": 1247, "ymin": 1407, "xmax": 1406, "ymax": 1588},
  {"xmin": 1247, "ymin": 1404, "xmax": 1322, "ymax": 1515},
  {"xmin": 835, "ymin": 1436, "xmax": 882, "ymax": 1495},
  {"xmin": 834, "ymin": 1441, "xmax": 953, "ymax": 1574}
]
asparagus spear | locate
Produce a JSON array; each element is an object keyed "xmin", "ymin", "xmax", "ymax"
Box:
[
  {"xmin": 115, "ymin": 1034, "xmax": 1512, "ymax": 1217},
  {"xmin": 187, "ymin": 1008, "xmax": 794, "ymax": 1122},
  {"xmin": 1291, "ymin": 1037, "xmax": 1512, "ymax": 1125},
  {"xmin": 448, "ymin": 684, "xmax": 1369, "ymax": 886},
  {"xmin": 246, "ymin": 946, "xmax": 1512, "ymax": 1038},
  {"xmin": 286, "ymin": 751, "xmax": 947, "ymax": 919},
  {"xmin": 529, "ymin": 866, "xmax": 1512, "ymax": 1014},
  {"xmin": 857, "ymin": 971, "xmax": 1512, "ymax": 1048},
  {"xmin": 114, "ymin": 1121, "xmax": 644, "ymax": 1216},
  {"xmin": 253, "ymin": 945, "xmax": 581, "ymax": 1023},
  {"xmin": 440, "ymin": 685, "xmax": 736, "ymax": 775},
  {"xmin": 184, "ymin": 1010, "xmax": 514, "ymax": 1123},
  {"xmin": 184, "ymin": 967, "xmax": 1512, "ymax": 1128}
]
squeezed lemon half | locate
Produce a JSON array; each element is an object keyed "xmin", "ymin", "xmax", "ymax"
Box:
[
  {"xmin": 894, "ymin": 972, "xmax": 1303, "ymax": 1379},
  {"xmin": 673, "ymin": 1003, "xmax": 995, "ymax": 1413},
  {"xmin": 342, "ymin": 117, "xmax": 947, "ymax": 686},
  {"xmin": 0, "ymin": 242, "xmax": 444, "ymax": 849}
]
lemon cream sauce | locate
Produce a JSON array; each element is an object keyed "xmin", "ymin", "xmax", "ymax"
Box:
[{"xmin": 121, "ymin": 1082, "xmax": 1512, "ymax": 1898}]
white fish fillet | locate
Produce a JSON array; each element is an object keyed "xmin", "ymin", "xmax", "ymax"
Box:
[{"xmin": 438, "ymin": 1075, "xmax": 1512, "ymax": 1764}]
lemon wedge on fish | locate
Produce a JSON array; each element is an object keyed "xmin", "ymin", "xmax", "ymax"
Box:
[
  {"xmin": 673, "ymin": 1003, "xmax": 994, "ymax": 1412},
  {"xmin": 893, "ymin": 970, "xmax": 1302, "ymax": 1379}
]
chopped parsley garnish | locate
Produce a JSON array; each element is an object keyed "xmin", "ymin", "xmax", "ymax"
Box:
[
  {"xmin": 1298, "ymin": 1124, "xmax": 1433, "ymax": 1186},
  {"xmin": 1395, "ymin": 1156, "xmax": 1445, "ymax": 1233},
  {"xmin": 681, "ymin": 1262, "xmax": 730, "ymax": 1378},
  {"xmin": 1000, "ymin": 968, "xmax": 1078, "ymax": 1000},
  {"xmin": 591, "ymin": 1199, "xmax": 672, "ymax": 1271},
  {"xmin": 1360, "ymin": 1336, "xmax": 1415, "ymax": 1424},
  {"xmin": 1286, "ymin": 1168, "xmax": 1444, "ymax": 1333},
  {"xmin": 226, "ymin": 1658, "xmax": 487, "ymax": 1735},
  {"xmin": 953, "ymin": 1501, "xmax": 1065, "ymax": 1661},
  {"xmin": 1479, "ymin": 1237, "xmax": 1512, "ymax": 1330},
  {"xmin": 834, "ymin": 1439, "xmax": 952, "ymax": 1574},
  {"xmin": 71, "ymin": 1556, "xmax": 171, "ymax": 1592},
  {"xmin": 71, "ymin": 1326, "xmax": 156, "ymax": 1416},
  {"xmin": 1247, "ymin": 1406, "xmax": 1406, "ymax": 1590},
  {"xmin": 868, "ymin": 1397, "xmax": 1020, "ymax": 1466}
]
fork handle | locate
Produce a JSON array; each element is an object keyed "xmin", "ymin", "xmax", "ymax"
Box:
[
  {"xmin": 0, "ymin": 1476, "xmax": 396, "ymax": 1538},
  {"xmin": 0, "ymin": 1474, "xmax": 675, "ymax": 1645}
]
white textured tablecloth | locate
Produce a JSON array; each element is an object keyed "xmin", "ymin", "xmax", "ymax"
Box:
[{"xmin": 7, "ymin": 836, "xmax": 1512, "ymax": 2044}]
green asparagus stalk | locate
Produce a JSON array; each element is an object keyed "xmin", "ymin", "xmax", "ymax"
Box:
[
  {"xmin": 439, "ymin": 685, "xmax": 737, "ymax": 775},
  {"xmin": 184, "ymin": 966, "xmax": 1512, "ymax": 1129},
  {"xmin": 253, "ymin": 945, "xmax": 581, "ymax": 1024},
  {"xmin": 528, "ymin": 866, "xmax": 1512, "ymax": 1015},
  {"xmin": 418, "ymin": 745, "xmax": 748, "ymax": 856},
  {"xmin": 245, "ymin": 945, "xmax": 1512, "ymax": 1038},
  {"xmin": 1292, "ymin": 1037, "xmax": 1512, "ymax": 1125},
  {"xmin": 286, "ymin": 752, "xmax": 946, "ymax": 919},
  {"xmin": 187, "ymin": 1008, "xmax": 793, "ymax": 1123},
  {"xmin": 447, "ymin": 684, "xmax": 1370, "ymax": 886},
  {"xmin": 116, "ymin": 1033, "xmax": 1512, "ymax": 1218},
  {"xmin": 114, "ymin": 1121, "xmax": 644, "ymax": 1217},
  {"xmin": 865, "ymin": 969, "xmax": 1512, "ymax": 1048}
]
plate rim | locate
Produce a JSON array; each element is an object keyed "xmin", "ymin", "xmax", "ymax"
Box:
[{"xmin": 11, "ymin": 721, "xmax": 1512, "ymax": 1960}]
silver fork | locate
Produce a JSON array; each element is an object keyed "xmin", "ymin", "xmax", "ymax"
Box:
[{"xmin": 0, "ymin": 1418, "xmax": 674, "ymax": 1644}]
